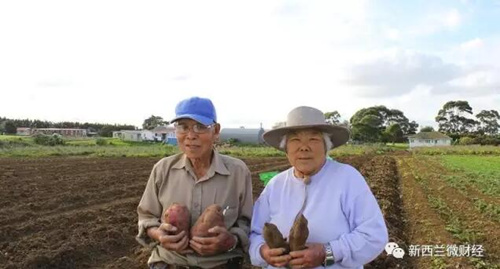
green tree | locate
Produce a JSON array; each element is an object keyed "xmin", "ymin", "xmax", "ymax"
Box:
[
  {"xmin": 4, "ymin": 121, "xmax": 16, "ymax": 134},
  {"xmin": 350, "ymin": 106, "xmax": 417, "ymax": 142},
  {"xmin": 142, "ymin": 115, "xmax": 169, "ymax": 130},
  {"xmin": 99, "ymin": 125, "xmax": 115, "ymax": 137},
  {"xmin": 407, "ymin": 121, "xmax": 419, "ymax": 135},
  {"xmin": 476, "ymin": 110, "xmax": 500, "ymax": 135},
  {"xmin": 435, "ymin": 100, "xmax": 478, "ymax": 135},
  {"xmin": 384, "ymin": 123, "xmax": 404, "ymax": 144},
  {"xmin": 324, "ymin": 111, "xmax": 341, "ymax": 124},
  {"xmin": 420, "ymin": 126, "xmax": 435, "ymax": 132},
  {"xmin": 0, "ymin": 121, "xmax": 5, "ymax": 134}
]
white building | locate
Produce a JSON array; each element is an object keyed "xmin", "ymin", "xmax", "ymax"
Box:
[
  {"xmin": 152, "ymin": 125, "xmax": 176, "ymax": 142},
  {"xmin": 113, "ymin": 130, "xmax": 155, "ymax": 142},
  {"xmin": 408, "ymin": 131, "xmax": 452, "ymax": 148},
  {"xmin": 220, "ymin": 127, "xmax": 266, "ymax": 144}
]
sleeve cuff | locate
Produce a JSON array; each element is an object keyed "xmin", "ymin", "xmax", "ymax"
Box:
[
  {"xmin": 136, "ymin": 219, "xmax": 161, "ymax": 248},
  {"xmin": 229, "ymin": 227, "xmax": 250, "ymax": 253},
  {"xmin": 249, "ymin": 236, "xmax": 268, "ymax": 267},
  {"xmin": 330, "ymin": 239, "xmax": 344, "ymax": 263}
]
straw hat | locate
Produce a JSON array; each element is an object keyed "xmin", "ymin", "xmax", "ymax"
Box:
[{"xmin": 263, "ymin": 106, "xmax": 350, "ymax": 150}]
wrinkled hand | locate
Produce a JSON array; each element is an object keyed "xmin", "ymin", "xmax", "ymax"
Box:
[
  {"xmin": 288, "ymin": 243, "xmax": 325, "ymax": 269},
  {"xmin": 157, "ymin": 223, "xmax": 192, "ymax": 254},
  {"xmin": 260, "ymin": 243, "xmax": 291, "ymax": 268},
  {"xmin": 190, "ymin": 226, "xmax": 235, "ymax": 256}
]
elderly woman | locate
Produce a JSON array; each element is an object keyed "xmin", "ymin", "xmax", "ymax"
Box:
[
  {"xmin": 137, "ymin": 97, "xmax": 253, "ymax": 269},
  {"xmin": 249, "ymin": 106, "xmax": 388, "ymax": 269}
]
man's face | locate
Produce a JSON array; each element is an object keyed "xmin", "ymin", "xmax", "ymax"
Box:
[
  {"xmin": 286, "ymin": 129, "xmax": 326, "ymax": 176},
  {"xmin": 175, "ymin": 119, "xmax": 220, "ymax": 159}
]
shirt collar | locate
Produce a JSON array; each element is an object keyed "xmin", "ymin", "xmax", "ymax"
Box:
[{"xmin": 172, "ymin": 150, "xmax": 231, "ymax": 176}]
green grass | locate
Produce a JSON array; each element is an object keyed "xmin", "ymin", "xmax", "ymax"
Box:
[
  {"xmin": 0, "ymin": 134, "xmax": 411, "ymax": 158},
  {"xmin": 386, "ymin": 143, "xmax": 409, "ymax": 149},
  {"xmin": 428, "ymin": 196, "xmax": 482, "ymax": 243},
  {"xmin": 473, "ymin": 199, "xmax": 500, "ymax": 223},
  {"xmin": 412, "ymin": 145, "xmax": 500, "ymax": 155},
  {"xmin": 0, "ymin": 136, "xmax": 180, "ymax": 158},
  {"xmin": 0, "ymin": 144, "xmax": 179, "ymax": 158},
  {"xmin": 440, "ymin": 156, "xmax": 500, "ymax": 197}
]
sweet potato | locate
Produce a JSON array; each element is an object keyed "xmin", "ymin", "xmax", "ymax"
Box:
[
  {"xmin": 288, "ymin": 214, "xmax": 309, "ymax": 251},
  {"xmin": 190, "ymin": 204, "xmax": 225, "ymax": 238},
  {"xmin": 163, "ymin": 203, "xmax": 190, "ymax": 237},
  {"xmin": 263, "ymin": 223, "xmax": 290, "ymax": 253}
]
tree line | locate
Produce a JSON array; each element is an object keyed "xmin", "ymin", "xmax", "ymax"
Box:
[
  {"xmin": 0, "ymin": 117, "xmax": 136, "ymax": 137},
  {"xmin": 273, "ymin": 100, "xmax": 499, "ymax": 145},
  {"xmin": 345, "ymin": 100, "xmax": 499, "ymax": 144}
]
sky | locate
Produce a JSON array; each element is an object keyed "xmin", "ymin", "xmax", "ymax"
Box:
[{"xmin": 1, "ymin": 0, "xmax": 499, "ymax": 129}]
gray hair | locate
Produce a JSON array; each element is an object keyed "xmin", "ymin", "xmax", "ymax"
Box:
[{"xmin": 279, "ymin": 132, "xmax": 333, "ymax": 152}]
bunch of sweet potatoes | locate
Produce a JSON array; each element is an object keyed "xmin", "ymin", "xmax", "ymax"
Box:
[
  {"xmin": 263, "ymin": 213, "xmax": 309, "ymax": 253},
  {"xmin": 162, "ymin": 203, "xmax": 225, "ymax": 239}
]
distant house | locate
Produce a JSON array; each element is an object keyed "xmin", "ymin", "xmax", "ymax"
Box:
[
  {"xmin": 114, "ymin": 130, "xmax": 155, "ymax": 142},
  {"xmin": 16, "ymin": 127, "xmax": 32, "ymax": 136},
  {"xmin": 153, "ymin": 125, "xmax": 177, "ymax": 144},
  {"xmin": 28, "ymin": 128, "xmax": 87, "ymax": 137},
  {"xmin": 408, "ymin": 132, "xmax": 452, "ymax": 148},
  {"xmin": 220, "ymin": 127, "xmax": 266, "ymax": 145}
]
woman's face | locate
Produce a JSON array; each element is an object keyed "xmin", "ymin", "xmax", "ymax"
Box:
[{"xmin": 285, "ymin": 129, "xmax": 326, "ymax": 176}]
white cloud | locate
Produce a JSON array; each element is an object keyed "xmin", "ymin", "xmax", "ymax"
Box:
[
  {"xmin": 346, "ymin": 48, "xmax": 500, "ymax": 98},
  {"xmin": 442, "ymin": 9, "xmax": 461, "ymax": 28},
  {"xmin": 384, "ymin": 28, "xmax": 400, "ymax": 41},
  {"xmin": 345, "ymin": 50, "xmax": 462, "ymax": 97},
  {"xmin": 407, "ymin": 8, "xmax": 464, "ymax": 37},
  {"xmin": 443, "ymin": 69, "xmax": 500, "ymax": 95},
  {"xmin": 460, "ymin": 38, "xmax": 484, "ymax": 51},
  {"xmin": 0, "ymin": 1, "xmax": 497, "ymax": 130}
]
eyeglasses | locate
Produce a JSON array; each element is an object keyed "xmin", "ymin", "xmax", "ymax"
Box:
[{"xmin": 174, "ymin": 123, "xmax": 215, "ymax": 134}]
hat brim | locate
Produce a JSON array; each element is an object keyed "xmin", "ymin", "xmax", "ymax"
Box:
[
  {"xmin": 263, "ymin": 124, "xmax": 350, "ymax": 151},
  {"xmin": 171, "ymin": 114, "xmax": 215, "ymax": 126}
]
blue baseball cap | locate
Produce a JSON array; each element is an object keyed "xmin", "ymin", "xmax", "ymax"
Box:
[{"xmin": 171, "ymin": 97, "xmax": 217, "ymax": 125}]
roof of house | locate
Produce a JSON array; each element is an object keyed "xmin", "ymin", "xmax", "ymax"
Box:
[
  {"xmin": 120, "ymin": 130, "xmax": 152, "ymax": 134},
  {"xmin": 33, "ymin": 128, "xmax": 87, "ymax": 131},
  {"xmin": 408, "ymin": 131, "xmax": 452, "ymax": 140}
]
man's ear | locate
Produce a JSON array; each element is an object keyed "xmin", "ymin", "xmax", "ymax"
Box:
[
  {"xmin": 213, "ymin": 123, "xmax": 221, "ymax": 141},
  {"xmin": 214, "ymin": 123, "xmax": 221, "ymax": 134}
]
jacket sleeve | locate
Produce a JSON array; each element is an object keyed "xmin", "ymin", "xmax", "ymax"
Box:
[
  {"xmin": 329, "ymin": 176, "xmax": 388, "ymax": 267},
  {"xmin": 229, "ymin": 166, "xmax": 253, "ymax": 253},
  {"xmin": 136, "ymin": 163, "xmax": 163, "ymax": 248},
  {"xmin": 249, "ymin": 185, "xmax": 271, "ymax": 267}
]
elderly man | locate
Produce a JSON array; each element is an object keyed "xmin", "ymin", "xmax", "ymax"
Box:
[
  {"xmin": 249, "ymin": 106, "xmax": 388, "ymax": 269},
  {"xmin": 137, "ymin": 97, "xmax": 253, "ymax": 269}
]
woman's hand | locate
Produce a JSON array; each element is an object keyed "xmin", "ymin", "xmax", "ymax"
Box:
[
  {"xmin": 288, "ymin": 243, "xmax": 325, "ymax": 268},
  {"xmin": 260, "ymin": 243, "xmax": 292, "ymax": 268}
]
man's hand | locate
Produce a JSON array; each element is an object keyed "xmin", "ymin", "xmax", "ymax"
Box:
[
  {"xmin": 190, "ymin": 226, "xmax": 236, "ymax": 256},
  {"xmin": 150, "ymin": 223, "xmax": 192, "ymax": 253},
  {"xmin": 288, "ymin": 243, "xmax": 325, "ymax": 268},
  {"xmin": 260, "ymin": 244, "xmax": 292, "ymax": 268}
]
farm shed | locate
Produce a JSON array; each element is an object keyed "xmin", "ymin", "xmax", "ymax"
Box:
[
  {"xmin": 152, "ymin": 125, "xmax": 176, "ymax": 143},
  {"xmin": 408, "ymin": 131, "xmax": 452, "ymax": 148},
  {"xmin": 220, "ymin": 127, "xmax": 265, "ymax": 144},
  {"xmin": 117, "ymin": 130, "xmax": 155, "ymax": 142},
  {"xmin": 16, "ymin": 127, "xmax": 31, "ymax": 136},
  {"xmin": 31, "ymin": 128, "xmax": 87, "ymax": 137}
]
